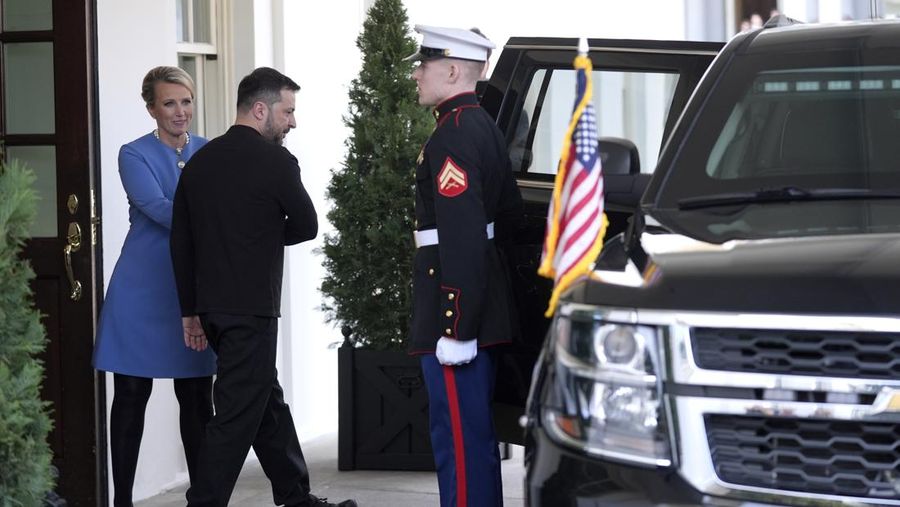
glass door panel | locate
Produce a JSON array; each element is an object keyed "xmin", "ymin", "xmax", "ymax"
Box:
[
  {"xmin": 6, "ymin": 145, "xmax": 57, "ymax": 237},
  {"xmin": 1, "ymin": 0, "xmax": 52, "ymax": 31},
  {"xmin": 192, "ymin": 0, "xmax": 211, "ymax": 42},
  {"xmin": 3, "ymin": 42, "xmax": 55, "ymax": 134},
  {"xmin": 176, "ymin": 0, "xmax": 188, "ymax": 42}
]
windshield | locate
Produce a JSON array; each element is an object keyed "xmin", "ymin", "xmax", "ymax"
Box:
[
  {"xmin": 705, "ymin": 65, "xmax": 900, "ymax": 182},
  {"xmin": 654, "ymin": 49, "xmax": 900, "ymax": 242}
]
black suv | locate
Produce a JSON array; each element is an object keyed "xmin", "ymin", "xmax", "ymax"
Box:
[{"xmin": 484, "ymin": 18, "xmax": 900, "ymax": 506}]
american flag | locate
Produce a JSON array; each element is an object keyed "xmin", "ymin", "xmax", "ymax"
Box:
[{"xmin": 537, "ymin": 41, "xmax": 608, "ymax": 316}]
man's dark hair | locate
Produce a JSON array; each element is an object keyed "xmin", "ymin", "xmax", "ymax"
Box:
[{"xmin": 236, "ymin": 67, "xmax": 300, "ymax": 112}]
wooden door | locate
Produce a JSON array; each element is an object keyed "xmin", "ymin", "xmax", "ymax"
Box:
[{"xmin": 0, "ymin": 1, "xmax": 102, "ymax": 505}]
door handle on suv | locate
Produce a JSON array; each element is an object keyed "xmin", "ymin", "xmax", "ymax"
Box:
[{"xmin": 64, "ymin": 222, "xmax": 83, "ymax": 301}]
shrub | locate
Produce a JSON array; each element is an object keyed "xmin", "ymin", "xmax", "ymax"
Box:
[
  {"xmin": 0, "ymin": 159, "xmax": 54, "ymax": 506},
  {"xmin": 320, "ymin": 0, "xmax": 433, "ymax": 350}
]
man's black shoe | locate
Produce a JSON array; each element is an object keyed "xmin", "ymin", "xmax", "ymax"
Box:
[{"xmin": 308, "ymin": 494, "xmax": 357, "ymax": 507}]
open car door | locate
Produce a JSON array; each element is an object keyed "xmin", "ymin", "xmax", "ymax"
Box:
[{"xmin": 481, "ymin": 37, "xmax": 723, "ymax": 444}]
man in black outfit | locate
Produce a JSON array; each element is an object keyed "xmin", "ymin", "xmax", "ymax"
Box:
[{"xmin": 171, "ymin": 67, "xmax": 356, "ymax": 507}]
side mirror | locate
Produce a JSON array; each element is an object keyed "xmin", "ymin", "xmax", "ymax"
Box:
[
  {"xmin": 599, "ymin": 137, "xmax": 640, "ymax": 175},
  {"xmin": 599, "ymin": 137, "xmax": 650, "ymax": 210}
]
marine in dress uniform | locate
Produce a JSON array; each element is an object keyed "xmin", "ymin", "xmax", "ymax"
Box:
[{"xmin": 407, "ymin": 25, "xmax": 523, "ymax": 507}]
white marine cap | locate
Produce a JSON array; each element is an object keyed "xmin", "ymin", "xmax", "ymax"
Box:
[{"xmin": 405, "ymin": 24, "xmax": 495, "ymax": 62}]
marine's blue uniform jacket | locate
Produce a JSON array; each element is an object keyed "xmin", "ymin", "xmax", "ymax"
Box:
[{"xmin": 408, "ymin": 91, "xmax": 522, "ymax": 354}]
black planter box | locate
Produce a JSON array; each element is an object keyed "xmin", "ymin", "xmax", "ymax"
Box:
[{"xmin": 338, "ymin": 346, "xmax": 435, "ymax": 471}]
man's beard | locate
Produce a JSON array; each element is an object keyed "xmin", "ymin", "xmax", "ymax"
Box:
[{"xmin": 263, "ymin": 116, "xmax": 285, "ymax": 145}]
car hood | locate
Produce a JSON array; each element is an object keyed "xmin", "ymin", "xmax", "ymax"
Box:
[{"xmin": 577, "ymin": 232, "xmax": 900, "ymax": 315}]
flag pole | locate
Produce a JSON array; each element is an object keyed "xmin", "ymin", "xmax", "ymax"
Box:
[{"xmin": 537, "ymin": 36, "xmax": 608, "ymax": 317}]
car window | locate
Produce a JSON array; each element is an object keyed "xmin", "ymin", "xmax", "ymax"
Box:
[
  {"xmin": 706, "ymin": 65, "xmax": 900, "ymax": 180},
  {"xmin": 515, "ymin": 68, "xmax": 679, "ymax": 175}
]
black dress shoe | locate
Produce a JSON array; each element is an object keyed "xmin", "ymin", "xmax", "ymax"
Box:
[{"xmin": 307, "ymin": 494, "xmax": 357, "ymax": 507}]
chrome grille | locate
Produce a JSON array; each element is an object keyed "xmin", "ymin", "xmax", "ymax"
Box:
[
  {"xmin": 705, "ymin": 414, "xmax": 900, "ymax": 500},
  {"xmin": 691, "ymin": 327, "xmax": 900, "ymax": 379}
]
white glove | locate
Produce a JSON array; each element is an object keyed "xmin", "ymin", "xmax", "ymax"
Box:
[{"xmin": 435, "ymin": 337, "xmax": 478, "ymax": 366}]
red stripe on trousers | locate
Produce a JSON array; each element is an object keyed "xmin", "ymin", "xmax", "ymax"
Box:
[{"xmin": 443, "ymin": 366, "xmax": 467, "ymax": 507}]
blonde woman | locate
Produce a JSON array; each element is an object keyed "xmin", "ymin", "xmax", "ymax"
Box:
[{"xmin": 93, "ymin": 66, "xmax": 215, "ymax": 506}]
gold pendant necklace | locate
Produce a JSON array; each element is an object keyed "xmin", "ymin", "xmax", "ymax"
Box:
[{"xmin": 153, "ymin": 129, "xmax": 191, "ymax": 169}]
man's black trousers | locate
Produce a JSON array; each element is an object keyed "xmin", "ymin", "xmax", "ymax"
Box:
[{"xmin": 186, "ymin": 313, "xmax": 311, "ymax": 507}]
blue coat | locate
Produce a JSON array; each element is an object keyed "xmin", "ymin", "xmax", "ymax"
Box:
[{"xmin": 93, "ymin": 132, "xmax": 216, "ymax": 378}]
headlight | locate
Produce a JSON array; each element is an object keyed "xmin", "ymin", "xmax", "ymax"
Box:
[{"xmin": 542, "ymin": 303, "xmax": 672, "ymax": 467}]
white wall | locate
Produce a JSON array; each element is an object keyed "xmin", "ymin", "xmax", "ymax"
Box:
[
  {"xmin": 96, "ymin": 0, "xmax": 186, "ymax": 501},
  {"xmin": 278, "ymin": 0, "xmax": 368, "ymax": 441}
]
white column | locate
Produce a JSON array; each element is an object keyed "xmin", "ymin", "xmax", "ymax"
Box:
[{"xmin": 279, "ymin": 0, "xmax": 367, "ymax": 440}]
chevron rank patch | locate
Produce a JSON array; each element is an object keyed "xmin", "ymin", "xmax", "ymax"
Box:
[{"xmin": 437, "ymin": 157, "xmax": 468, "ymax": 197}]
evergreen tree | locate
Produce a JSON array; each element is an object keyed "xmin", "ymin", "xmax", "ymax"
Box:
[
  {"xmin": 0, "ymin": 160, "xmax": 54, "ymax": 505},
  {"xmin": 320, "ymin": 0, "xmax": 433, "ymax": 350}
]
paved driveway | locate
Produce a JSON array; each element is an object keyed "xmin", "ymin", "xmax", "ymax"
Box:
[{"xmin": 136, "ymin": 432, "xmax": 525, "ymax": 506}]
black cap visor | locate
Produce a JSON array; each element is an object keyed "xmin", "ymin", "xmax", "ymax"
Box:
[{"xmin": 404, "ymin": 46, "xmax": 449, "ymax": 62}]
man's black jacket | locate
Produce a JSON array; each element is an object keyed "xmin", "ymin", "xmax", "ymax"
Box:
[{"xmin": 171, "ymin": 125, "xmax": 317, "ymax": 318}]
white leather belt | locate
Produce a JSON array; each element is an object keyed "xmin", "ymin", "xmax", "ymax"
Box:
[{"xmin": 414, "ymin": 222, "xmax": 494, "ymax": 248}]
